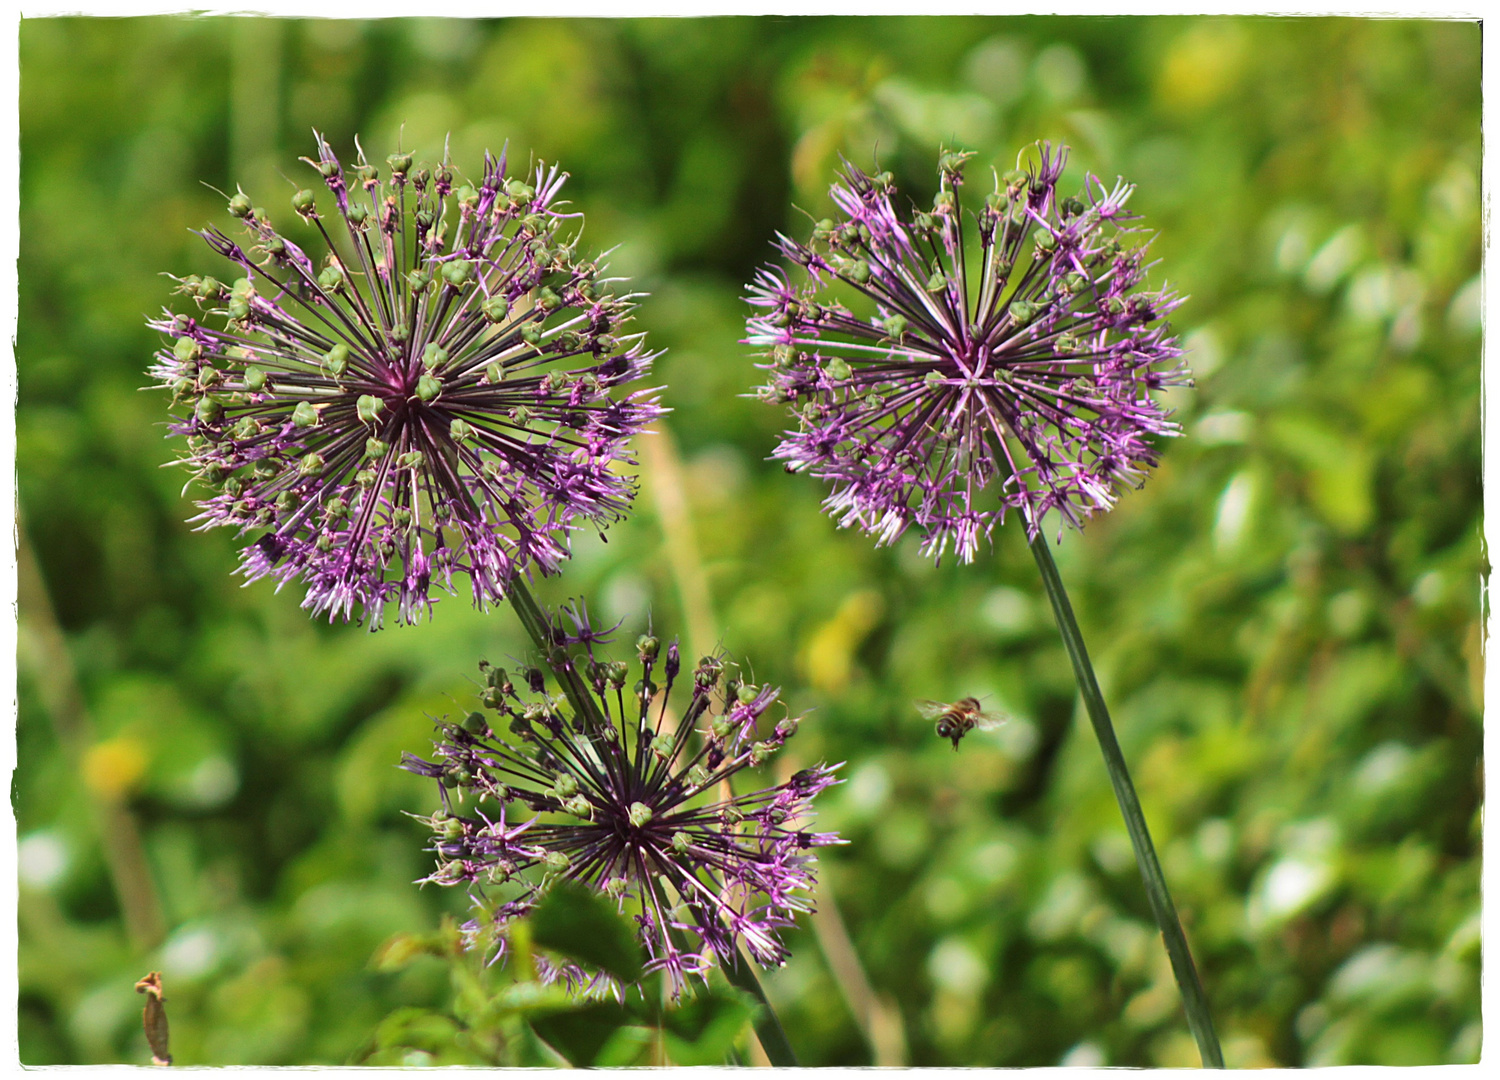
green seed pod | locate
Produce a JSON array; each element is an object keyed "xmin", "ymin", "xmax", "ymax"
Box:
[
  {"xmin": 421, "ymin": 343, "xmax": 448, "ymax": 370},
  {"xmin": 441, "ymin": 260, "xmax": 473, "ymax": 287},
  {"xmin": 441, "ymin": 817, "xmax": 464, "ymax": 840},
  {"xmin": 317, "ymin": 265, "xmax": 344, "ymax": 291},
  {"xmin": 687, "ymin": 764, "xmax": 710, "ymax": 788},
  {"xmin": 926, "ymin": 269, "xmax": 947, "ymax": 293},
  {"xmin": 882, "ymin": 313, "xmax": 908, "ymax": 340},
  {"xmin": 637, "ymin": 634, "xmax": 660, "ymax": 661},
  {"xmin": 848, "ymin": 260, "xmax": 871, "ymax": 284},
  {"xmin": 604, "ymin": 876, "xmax": 627, "ymax": 898},
  {"xmin": 324, "ymin": 497, "xmax": 348, "ymax": 520},
  {"xmin": 721, "ymin": 804, "xmax": 744, "ymax": 825},
  {"xmin": 397, "ymin": 450, "xmax": 424, "ymax": 469},
  {"xmin": 364, "ymin": 437, "xmax": 388, "ymax": 459},
  {"xmin": 387, "ymin": 151, "xmax": 413, "ymax": 177},
  {"xmin": 462, "ymin": 711, "xmax": 488, "ymax": 735},
  {"xmin": 824, "ymin": 357, "xmax": 852, "ymax": 382},
  {"xmin": 1034, "ymin": 230, "xmax": 1058, "ymax": 253},
  {"xmin": 1105, "ymin": 296, "xmax": 1127, "ymax": 315},
  {"xmin": 520, "ymin": 325, "xmax": 543, "ymax": 347},
  {"xmin": 276, "ymin": 490, "xmax": 297, "ymax": 511},
  {"xmin": 650, "ymin": 734, "xmax": 673, "ymax": 759},
  {"xmin": 750, "ymin": 741, "xmax": 773, "ymax": 766},
  {"xmin": 407, "ymin": 268, "xmax": 432, "ymax": 292},
  {"xmin": 481, "ymin": 294, "xmax": 509, "ymax": 322},
  {"xmin": 454, "ymin": 184, "xmax": 479, "ymax": 208},
  {"xmin": 316, "ymin": 532, "xmax": 334, "ymax": 553},
  {"xmin": 231, "ymin": 416, "xmax": 261, "ymax": 440},
  {"xmin": 506, "ymin": 180, "xmax": 534, "ymax": 206},
  {"xmin": 323, "ymin": 343, "xmax": 350, "ymax": 378},
  {"xmin": 226, "ymin": 298, "xmax": 250, "ymax": 321},
  {"xmin": 1009, "ymin": 300, "xmax": 1038, "ymax": 323},
  {"xmin": 291, "ymin": 401, "xmax": 319, "ymax": 428},
  {"xmin": 317, "ymin": 159, "xmax": 339, "ymax": 179},
  {"xmin": 291, "ymin": 188, "xmax": 317, "ymax": 215},
  {"xmin": 671, "ymin": 832, "xmax": 691, "ymax": 854},
  {"xmin": 355, "ymin": 467, "xmax": 377, "ymax": 487},
  {"xmin": 711, "ymin": 718, "xmax": 734, "ymax": 740},
  {"xmin": 356, "ymin": 395, "xmax": 384, "ymax": 424},
  {"xmin": 173, "ymin": 336, "xmax": 202, "ymax": 362},
  {"xmin": 195, "ymin": 276, "xmax": 222, "ymax": 300},
  {"xmin": 543, "ymin": 851, "xmax": 569, "ymax": 871},
  {"xmin": 228, "ymin": 192, "xmax": 253, "ymax": 218},
  {"xmin": 536, "ymin": 286, "xmax": 561, "ymax": 311},
  {"xmin": 299, "ymin": 451, "xmax": 325, "ymax": 476},
  {"xmin": 737, "ymin": 683, "xmax": 758, "ymax": 704},
  {"xmin": 346, "ymin": 203, "xmax": 369, "ymax": 227},
  {"xmin": 194, "ymin": 396, "xmax": 223, "ymax": 423},
  {"xmin": 933, "ymin": 190, "xmax": 956, "ymax": 213},
  {"xmin": 416, "ymin": 373, "xmax": 442, "ymax": 402},
  {"xmin": 449, "ymin": 418, "xmax": 474, "ymax": 441}
]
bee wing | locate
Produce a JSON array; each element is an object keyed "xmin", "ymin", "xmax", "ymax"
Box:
[
  {"xmin": 915, "ymin": 699, "xmax": 951, "ymax": 721},
  {"xmin": 972, "ymin": 710, "xmax": 1011, "ymax": 731}
]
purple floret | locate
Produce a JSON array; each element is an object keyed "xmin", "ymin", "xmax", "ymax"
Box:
[
  {"xmin": 402, "ymin": 606, "xmax": 842, "ymax": 997},
  {"xmin": 150, "ymin": 133, "xmax": 662, "ymax": 626},
  {"xmin": 746, "ymin": 143, "xmax": 1188, "ymax": 563}
]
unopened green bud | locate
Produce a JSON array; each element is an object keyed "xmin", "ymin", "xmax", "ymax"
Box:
[
  {"xmin": 848, "ymin": 259, "xmax": 871, "ymax": 284},
  {"xmin": 551, "ymin": 773, "xmax": 579, "ymax": 798},
  {"xmin": 231, "ymin": 416, "xmax": 261, "ymax": 440},
  {"xmin": 926, "ymin": 270, "xmax": 947, "ymax": 293},
  {"xmin": 1106, "ymin": 296, "xmax": 1127, "ymax": 315},
  {"xmin": 196, "ymin": 276, "xmax": 222, "ymax": 300},
  {"xmin": 1034, "ymin": 230, "xmax": 1057, "ymax": 253},
  {"xmin": 441, "ymin": 260, "xmax": 473, "ymax": 287},
  {"xmin": 241, "ymin": 366, "xmax": 268, "ymax": 393},
  {"xmin": 324, "ymin": 343, "xmax": 350, "ymax": 377},
  {"xmin": 324, "ymin": 497, "xmax": 348, "ymax": 520},
  {"xmin": 627, "ymin": 802, "xmax": 653, "ymax": 828},
  {"xmin": 454, "ymin": 184, "xmax": 478, "ymax": 208},
  {"xmin": 441, "ymin": 817, "xmax": 463, "ymax": 840},
  {"xmin": 737, "ymin": 683, "xmax": 758, "ymax": 704},
  {"xmin": 750, "ymin": 741, "xmax": 773, "ymax": 765},
  {"xmin": 355, "ymin": 395, "xmax": 383, "ymax": 424},
  {"xmin": 1009, "ymin": 300, "xmax": 1038, "ymax": 324},
  {"xmin": 521, "ymin": 325, "xmax": 543, "ymax": 347},
  {"xmin": 650, "ymin": 734, "xmax": 673, "ymax": 759},
  {"xmin": 687, "ymin": 764, "xmax": 710, "ymax": 788},
  {"xmin": 355, "ymin": 467, "xmax": 377, "ymax": 487},
  {"xmin": 506, "ymin": 180, "xmax": 534, "ymax": 205},
  {"xmin": 291, "ymin": 401, "xmax": 319, "ymax": 428}
]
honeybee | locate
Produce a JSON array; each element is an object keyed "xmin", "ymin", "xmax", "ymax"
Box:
[{"xmin": 917, "ymin": 697, "xmax": 1008, "ymax": 750}]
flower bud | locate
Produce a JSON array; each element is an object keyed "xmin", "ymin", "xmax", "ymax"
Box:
[
  {"xmin": 324, "ymin": 342, "xmax": 350, "ymax": 377},
  {"xmin": 350, "ymin": 396, "xmax": 383, "ymax": 426},
  {"xmin": 563, "ymin": 795, "xmax": 592, "ymax": 818},
  {"xmin": 671, "ymin": 832, "xmax": 691, "ymax": 854},
  {"xmin": 441, "ymin": 260, "xmax": 473, "ymax": 287},
  {"xmin": 536, "ymin": 286, "xmax": 561, "ymax": 311}
]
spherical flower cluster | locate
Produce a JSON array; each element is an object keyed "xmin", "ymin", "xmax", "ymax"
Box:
[
  {"xmin": 149, "ymin": 134, "xmax": 662, "ymax": 625},
  {"xmin": 747, "ymin": 143, "xmax": 1187, "ymax": 563},
  {"xmin": 401, "ymin": 605, "xmax": 841, "ymax": 995}
]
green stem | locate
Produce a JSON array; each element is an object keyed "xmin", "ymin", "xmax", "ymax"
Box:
[
  {"xmin": 721, "ymin": 947, "xmax": 800, "ymax": 1067},
  {"xmin": 504, "ymin": 579, "xmax": 799, "ymax": 1067},
  {"xmin": 1028, "ymin": 531, "xmax": 1224, "ymax": 1069}
]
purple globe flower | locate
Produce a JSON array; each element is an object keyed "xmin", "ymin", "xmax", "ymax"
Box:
[
  {"xmin": 401, "ymin": 605, "xmax": 841, "ymax": 996},
  {"xmin": 149, "ymin": 134, "xmax": 662, "ymax": 626},
  {"xmin": 747, "ymin": 143, "xmax": 1187, "ymax": 563}
]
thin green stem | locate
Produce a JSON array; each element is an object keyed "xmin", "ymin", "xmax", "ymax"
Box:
[
  {"xmin": 1028, "ymin": 531, "xmax": 1224, "ymax": 1069},
  {"xmin": 721, "ymin": 947, "xmax": 800, "ymax": 1067}
]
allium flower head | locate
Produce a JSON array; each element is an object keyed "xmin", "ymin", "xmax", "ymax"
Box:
[
  {"xmin": 401, "ymin": 604, "xmax": 841, "ymax": 995},
  {"xmin": 748, "ymin": 143, "xmax": 1187, "ymax": 562},
  {"xmin": 150, "ymin": 134, "xmax": 662, "ymax": 625}
]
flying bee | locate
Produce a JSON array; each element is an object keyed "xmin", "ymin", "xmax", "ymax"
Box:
[{"xmin": 917, "ymin": 697, "xmax": 1008, "ymax": 750}]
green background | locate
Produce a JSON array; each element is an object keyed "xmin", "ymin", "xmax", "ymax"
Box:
[{"xmin": 16, "ymin": 15, "xmax": 1482, "ymax": 1066}]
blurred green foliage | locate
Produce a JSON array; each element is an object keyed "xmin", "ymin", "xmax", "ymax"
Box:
[{"xmin": 16, "ymin": 14, "xmax": 1480, "ymax": 1067}]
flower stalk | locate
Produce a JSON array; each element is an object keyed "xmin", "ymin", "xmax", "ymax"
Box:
[{"xmin": 1028, "ymin": 531, "xmax": 1223, "ymax": 1069}]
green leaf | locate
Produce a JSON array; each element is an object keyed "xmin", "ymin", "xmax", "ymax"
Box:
[
  {"xmin": 660, "ymin": 988, "xmax": 757, "ymax": 1065},
  {"xmin": 528, "ymin": 1001, "xmax": 636, "ymax": 1066},
  {"xmin": 528, "ymin": 878, "xmax": 644, "ymax": 984}
]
